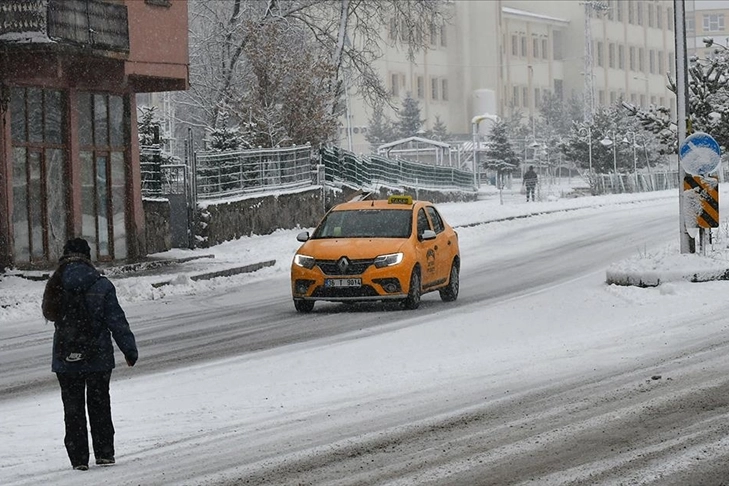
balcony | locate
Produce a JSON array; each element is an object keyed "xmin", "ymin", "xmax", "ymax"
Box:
[{"xmin": 0, "ymin": 0, "xmax": 129, "ymax": 53}]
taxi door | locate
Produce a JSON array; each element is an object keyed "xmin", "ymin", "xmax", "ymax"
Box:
[
  {"xmin": 415, "ymin": 207, "xmax": 439, "ymax": 288},
  {"xmin": 425, "ymin": 205, "xmax": 453, "ymax": 285}
]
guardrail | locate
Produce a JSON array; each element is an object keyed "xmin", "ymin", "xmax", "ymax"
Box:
[
  {"xmin": 195, "ymin": 145, "xmax": 315, "ymax": 200},
  {"xmin": 321, "ymin": 146, "xmax": 475, "ymax": 192}
]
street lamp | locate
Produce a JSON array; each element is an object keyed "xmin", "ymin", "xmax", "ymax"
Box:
[
  {"xmin": 577, "ymin": 126, "xmax": 593, "ymax": 174},
  {"xmin": 471, "ymin": 114, "xmax": 499, "ymax": 188},
  {"xmin": 621, "ymin": 133, "xmax": 638, "ymax": 173},
  {"xmin": 600, "ymin": 132, "xmax": 618, "ymax": 174}
]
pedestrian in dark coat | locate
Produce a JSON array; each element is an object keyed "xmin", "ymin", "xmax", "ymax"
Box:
[
  {"xmin": 523, "ymin": 165, "xmax": 538, "ymax": 202},
  {"xmin": 42, "ymin": 237, "xmax": 138, "ymax": 471}
]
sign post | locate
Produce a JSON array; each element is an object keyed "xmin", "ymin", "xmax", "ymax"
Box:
[{"xmin": 679, "ymin": 131, "xmax": 721, "ymax": 254}]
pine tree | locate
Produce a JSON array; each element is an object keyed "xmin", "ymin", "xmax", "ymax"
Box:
[
  {"xmin": 365, "ymin": 103, "xmax": 393, "ymax": 151},
  {"xmin": 207, "ymin": 110, "xmax": 245, "ymax": 152},
  {"xmin": 430, "ymin": 115, "xmax": 450, "ymax": 141},
  {"xmin": 138, "ymin": 106, "xmax": 161, "ymax": 146},
  {"xmin": 485, "ymin": 121, "xmax": 521, "ymax": 171},
  {"xmin": 393, "ymin": 93, "xmax": 424, "ymax": 139}
]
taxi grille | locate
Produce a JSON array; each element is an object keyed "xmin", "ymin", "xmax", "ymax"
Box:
[
  {"xmin": 312, "ymin": 285, "xmax": 380, "ymax": 298},
  {"xmin": 317, "ymin": 258, "xmax": 374, "ymax": 276}
]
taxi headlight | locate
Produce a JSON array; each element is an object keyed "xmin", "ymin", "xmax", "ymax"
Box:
[
  {"xmin": 293, "ymin": 254, "xmax": 316, "ymax": 269},
  {"xmin": 374, "ymin": 252, "xmax": 403, "ymax": 268}
]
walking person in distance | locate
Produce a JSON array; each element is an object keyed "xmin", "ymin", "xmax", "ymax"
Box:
[
  {"xmin": 42, "ymin": 238, "xmax": 138, "ymax": 471},
  {"xmin": 523, "ymin": 165, "xmax": 538, "ymax": 202}
]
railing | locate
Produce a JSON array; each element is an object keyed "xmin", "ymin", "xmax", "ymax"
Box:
[
  {"xmin": 140, "ymin": 146, "xmax": 186, "ymax": 196},
  {"xmin": 0, "ymin": 0, "xmax": 129, "ymax": 52},
  {"xmin": 321, "ymin": 146, "xmax": 475, "ymax": 192},
  {"xmin": 195, "ymin": 145, "xmax": 315, "ymax": 200}
]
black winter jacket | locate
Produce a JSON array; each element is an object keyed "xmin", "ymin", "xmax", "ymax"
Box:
[{"xmin": 43, "ymin": 258, "xmax": 138, "ymax": 373}]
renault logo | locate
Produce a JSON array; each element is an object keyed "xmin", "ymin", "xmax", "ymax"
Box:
[{"xmin": 337, "ymin": 257, "xmax": 350, "ymax": 273}]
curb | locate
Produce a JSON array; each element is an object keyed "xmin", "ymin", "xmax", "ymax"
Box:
[
  {"xmin": 605, "ymin": 268, "xmax": 729, "ymax": 287},
  {"xmin": 151, "ymin": 260, "xmax": 277, "ymax": 288}
]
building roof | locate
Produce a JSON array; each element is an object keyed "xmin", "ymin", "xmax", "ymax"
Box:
[{"xmin": 502, "ymin": 6, "xmax": 570, "ymax": 27}]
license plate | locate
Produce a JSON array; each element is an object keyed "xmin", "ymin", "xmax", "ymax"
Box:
[{"xmin": 325, "ymin": 278, "xmax": 362, "ymax": 288}]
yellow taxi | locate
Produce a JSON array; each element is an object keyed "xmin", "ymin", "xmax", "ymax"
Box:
[{"xmin": 291, "ymin": 195, "xmax": 460, "ymax": 312}]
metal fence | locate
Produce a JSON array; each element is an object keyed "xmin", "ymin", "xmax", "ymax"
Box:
[
  {"xmin": 590, "ymin": 165, "xmax": 729, "ymax": 195},
  {"xmin": 195, "ymin": 145, "xmax": 315, "ymax": 199},
  {"xmin": 321, "ymin": 146, "xmax": 475, "ymax": 192},
  {"xmin": 140, "ymin": 146, "xmax": 187, "ymax": 196}
]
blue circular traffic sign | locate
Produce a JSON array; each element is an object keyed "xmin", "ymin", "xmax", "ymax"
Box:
[{"xmin": 679, "ymin": 132, "xmax": 721, "ymax": 176}]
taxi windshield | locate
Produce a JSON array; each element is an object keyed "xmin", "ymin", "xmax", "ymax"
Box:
[{"xmin": 313, "ymin": 209, "xmax": 412, "ymax": 239}]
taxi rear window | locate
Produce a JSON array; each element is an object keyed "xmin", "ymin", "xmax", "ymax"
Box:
[{"xmin": 313, "ymin": 209, "xmax": 412, "ymax": 238}]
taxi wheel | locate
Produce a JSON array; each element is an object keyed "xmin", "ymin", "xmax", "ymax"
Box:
[
  {"xmin": 403, "ymin": 267, "xmax": 421, "ymax": 310},
  {"xmin": 294, "ymin": 299, "xmax": 315, "ymax": 313},
  {"xmin": 440, "ymin": 261, "xmax": 460, "ymax": 302}
]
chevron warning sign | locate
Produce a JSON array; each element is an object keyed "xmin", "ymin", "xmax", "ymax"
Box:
[{"xmin": 683, "ymin": 175, "xmax": 719, "ymax": 228}]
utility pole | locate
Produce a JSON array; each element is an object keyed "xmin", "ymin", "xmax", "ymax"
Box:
[{"xmin": 675, "ymin": 0, "xmax": 692, "ymax": 253}]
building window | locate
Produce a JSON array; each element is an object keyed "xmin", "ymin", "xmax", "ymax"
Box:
[
  {"xmin": 534, "ymin": 87, "xmax": 541, "ymax": 108},
  {"xmin": 430, "ymin": 22, "xmax": 438, "ymax": 45},
  {"xmin": 658, "ymin": 51, "xmax": 665, "ymax": 74},
  {"xmin": 431, "ymin": 77, "xmax": 439, "ymax": 100},
  {"xmin": 389, "ymin": 18, "xmax": 397, "ymax": 40},
  {"xmin": 78, "ymin": 92, "xmax": 127, "ymax": 260},
  {"xmin": 521, "ymin": 36, "xmax": 527, "ymax": 57},
  {"xmin": 416, "ymin": 76, "xmax": 424, "ymax": 98},
  {"xmin": 610, "ymin": 91, "xmax": 617, "ymax": 104},
  {"xmin": 667, "ymin": 8, "xmax": 673, "ymax": 30},
  {"xmin": 648, "ymin": 3, "xmax": 654, "ymax": 27},
  {"xmin": 598, "ymin": 90, "xmax": 605, "ymax": 105},
  {"xmin": 554, "ymin": 79, "xmax": 563, "ymax": 100},
  {"xmin": 522, "ymin": 87, "xmax": 528, "ymax": 108},
  {"xmin": 636, "ymin": 1, "xmax": 643, "ymax": 25},
  {"xmin": 10, "ymin": 87, "xmax": 67, "ymax": 264},
  {"xmin": 656, "ymin": 6, "xmax": 663, "ymax": 29},
  {"xmin": 668, "ymin": 52, "xmax": 675, "ymax": 75},
  {"xmin": 607, "ymin": 0, "xmax": 614, "ymax": 21},
  {"xmin": 703, "ymin": 14, "xmax": 725, "ymax": 32},
  {"xmin": 391, "ymin": 73, "xmax": 399, "ymax": 96},
  {"xmin": 687, "ymin": 15, "xmax": 695, "ymax": 34},
  {"xmin": 533, "ymin": 37, "xmax": 539, "ymax": 58},
  {"xmin": 512, "ymin": 34, "xmax": 518, "ymax": 56},
  {"xmin": 609, "ymin": 43, "xmax": 615, "ymax": 68},
  {"xmin": 553, "ymin": 31, "xmax": 564, "ymax": 60},
  {"xmin": 617, "ymin": 1, "xmax": 624, "ymax": 22},
  {"xmin": 628, "ymin": 0, "xmax": 635, "ymax": 24},
  {"xmin": 619, "ymin": 45, "xmax": 625, "ymax": 69},
  {"xmin": 597, "ymin": 41, "xmax": 604, "ymax": 67},
  {"xmin": 629, "ymin": 46, "xmax": 636, "ymax": 71},
  {"xmin": 649, "ymin": 50, "xmax": 656, "ymax": 74},
  {"xmin": 440, "ymin": 24, "xmax": 447, "ymax": 46},
  {"xmin": 145, "ymin": 0, "xmax": 171, "ymax": 6},
  {"xmin": 441, "ymin": 79, "xmax": 449, "ymax": 101},
  {"xmin": 651, "ymin": 95, "xmax": 657, "ymax": 106},
  {"xmin": 638, "ymin": 48, "xmax": 645, "ymax": 72},
  {"xmin": 640, "ymin": 94, "xmax": 646, "ymax": 106},
  {"xmin": 542, "ymin": 38, "xmax": 548, "ymax": 59},
  {"xmin": 513, "ymin": 86, "xmax": 519, "ymax": 106}
]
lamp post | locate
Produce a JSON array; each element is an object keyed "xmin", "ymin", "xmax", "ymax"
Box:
[
  {"xmin": 471, "ymin": 114, "xmax": 499, "ymax": 188},
  {"xmin": 600, "ymin": 131, "xmax": 618, "ymax": 174},
  {"xmin": 621, "ymin": 132, "xmax": 638, "ymax": 173},
  {"xmin": 577, "ymin": 126, "xmax": 593, "ymax": 174}
]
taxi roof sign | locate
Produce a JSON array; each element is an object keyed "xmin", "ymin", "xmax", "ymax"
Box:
[{"xmin": 388, "ymin": 195, "xmax": 413, "ymax": 205}]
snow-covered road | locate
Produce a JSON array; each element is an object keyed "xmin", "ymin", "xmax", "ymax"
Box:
[{"xmin": 4, "ymin": 188, "xmax": 729, "ymax": 485}]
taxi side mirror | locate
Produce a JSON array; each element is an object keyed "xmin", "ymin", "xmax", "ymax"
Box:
[
  {"xmin": 296, "ymin": 231, "xmax": 310, "ymax": 242},
  {"xmin": 420, "ymin": 229, "xmax": 436, "ymax": 241}
]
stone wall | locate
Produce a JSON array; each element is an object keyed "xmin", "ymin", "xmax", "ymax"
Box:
[
  {"xmin": 196, "ymin": 187, "xmax": 325, "ymax": 247},
  {"xmin": 143, "ymin": 198, "xmax": 171, "ymax": 254}
]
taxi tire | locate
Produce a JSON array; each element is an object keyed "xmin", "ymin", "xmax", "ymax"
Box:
[
  {"xmin": 440, "ymin": 261, "xmax": 459, "ymax": 302},
  {"xmin": 294, "ymin": 299, "xmax": 315, "ymax": 313},
  {"xmin": 403, "ymin": 267, "xmax": 421, "ymax": 310}
]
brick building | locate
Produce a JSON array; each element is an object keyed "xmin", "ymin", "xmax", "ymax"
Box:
[{"xmin": 0, "ymin": 0, "xmax": 188, "ymax": 269}]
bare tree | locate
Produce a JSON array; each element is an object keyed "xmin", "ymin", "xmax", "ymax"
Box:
[{"xmin": 177, "ymin": 0, "xmax": 451, "ymax": 148}]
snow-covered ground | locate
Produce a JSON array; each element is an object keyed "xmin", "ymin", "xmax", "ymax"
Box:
[{"xmin": 3, "ymin": 180, "xmax": 729, "ymax": 485}]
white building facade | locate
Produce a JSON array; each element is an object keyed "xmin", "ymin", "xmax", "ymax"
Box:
[{"xmin": 340, "ymin": 0, "xmax": 677, "ymax": 154}]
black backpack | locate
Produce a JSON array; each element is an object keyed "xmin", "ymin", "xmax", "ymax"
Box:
[{"xmin": 55, "ymin": 278, "xmax": 100, "ymax": 363}]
